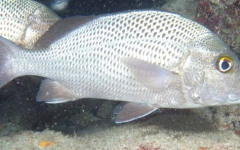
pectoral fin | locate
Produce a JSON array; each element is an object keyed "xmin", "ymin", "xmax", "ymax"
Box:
[
  {"xmin": 36, "ymin": 79, "xmax": 78, "ymax": 104},
  {"xmin": 122, "ymin": 58, "xmax": 178, "ymax": 91},
  {"xmin": 114, "ymin": 102, "xmax": 158, "ymax": 123}
]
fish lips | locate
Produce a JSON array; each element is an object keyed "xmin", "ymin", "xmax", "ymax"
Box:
[{"xmin": 228, "ymin": 94, "xmax": 240, "ymax": 102}]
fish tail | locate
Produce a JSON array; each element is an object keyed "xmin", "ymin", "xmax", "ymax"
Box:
[{"xmin": 0, "ymin": 37, "xmax": 18, "ymax": 88}]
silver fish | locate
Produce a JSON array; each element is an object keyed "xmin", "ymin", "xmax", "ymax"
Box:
[
  {"xmin": 0, "ymin": 0, "xmax": 60, "ymax": 49},
  {"xmin": 1, "ymin": 10, "xmax": 240, "ymax": 123},
  {"xmin": 50, "ymin": 0, "xmax": 69, "ymax": 12}
]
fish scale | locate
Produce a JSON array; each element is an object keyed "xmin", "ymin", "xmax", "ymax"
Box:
[
  {"xmin": 1, "ymin": 10, "xmax": 240, "ymax": 123},
  {"xmin": 14, "ymin": 11, "xmax": 206, "ymax": 105},
  {"xmin": 0, "ymin": 0, "xmax": 60, "ymax": 49}
]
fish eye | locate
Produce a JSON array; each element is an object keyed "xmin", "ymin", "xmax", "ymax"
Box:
[{"xmin": 216, "ymin": 56, "xmax": 234, "ymax": 73}]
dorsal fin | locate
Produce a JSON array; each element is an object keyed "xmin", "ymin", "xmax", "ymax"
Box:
[{"xmin": 34, "ymin": 15, "xmax": 96, "ymax": 48}]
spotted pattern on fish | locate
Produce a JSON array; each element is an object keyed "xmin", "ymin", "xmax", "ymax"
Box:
[
  {"xmin": 0, "ymin": 0, "xmax": 60, "ymax": 48},
  {"xmin": 13, "ymin": 11, "xmax": 211, "ymax": 107},
  {"xmin": 1, "ymin": 10, "xmax": 240, "ymax": 119}
]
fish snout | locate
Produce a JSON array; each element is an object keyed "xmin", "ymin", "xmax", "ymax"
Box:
[{"xmin": 228, "ymin": 94, "xmax": 240, "ymax": 102}]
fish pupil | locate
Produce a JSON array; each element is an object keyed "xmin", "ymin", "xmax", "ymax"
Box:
[
  {"xmin": 216, "ymin": 56, "xmax": 234, "ymax": 73},
  {"xmin": 221, "ymin": 61, "xmax": 230, "ymax": 71}
]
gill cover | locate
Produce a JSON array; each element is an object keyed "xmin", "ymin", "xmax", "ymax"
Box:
[{"xmin": 182, "ymin": 33, "xmax": 240, "ymax": 106}]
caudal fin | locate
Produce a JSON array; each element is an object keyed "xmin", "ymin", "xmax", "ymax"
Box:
[{"xmin": 0, "ymin": 37, "xmax": 18, "ymax": 88}]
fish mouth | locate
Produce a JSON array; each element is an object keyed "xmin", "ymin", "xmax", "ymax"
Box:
[{"xmin": 228, "ymin": 94, "xmax": 240, "ymax": 102}]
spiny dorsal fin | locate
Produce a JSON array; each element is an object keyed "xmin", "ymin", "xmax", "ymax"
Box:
[
  {"xmin": 34, "ymin": 15, "xmax": 96, "ymax": 48},
  {"xmin": 36, "ymin": 79, "xmax": 78, "ymax": 104}
]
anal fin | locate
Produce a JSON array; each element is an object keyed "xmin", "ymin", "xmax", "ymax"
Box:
[
  {"xmin": 114, "ymin": 102, "xmax": 158, "ymax": 123},
  {"xmin": 36, "ymin": 79, "xmax": 78, "ymax": 104}
]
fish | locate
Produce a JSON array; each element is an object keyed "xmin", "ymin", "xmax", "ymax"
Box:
[
  {"xmin": 50, "ymin": 0, "xmax": 69, "ymax": 12},
  {"xmin": 1, "ymin": 10, "xmax": 240, "ymax": 123},
  {"xmin": 0, "ymin": 0, "xmax": 60, "ymax": 49}
]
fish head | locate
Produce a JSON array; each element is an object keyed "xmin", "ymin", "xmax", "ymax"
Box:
[{"xmin": 182, "ymin": 33, "xmax": 240, "ymax": 106}]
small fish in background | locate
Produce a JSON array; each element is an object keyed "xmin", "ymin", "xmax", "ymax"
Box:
[
  {"xmin": 0, "ymin": 0, "xmax": 60, "ymax": 49},
  {"xmin": 50, "ymin": 0, "xmax": 69, "ymax": 12},
  {"xmin": 0, "ymin": 10, "xmax": 240, "ymax": 123}
]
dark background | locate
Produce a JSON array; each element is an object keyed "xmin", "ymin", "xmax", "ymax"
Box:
[{"xmin": 38, "ymin": 0, "xmax": 165, "ymax": 16}]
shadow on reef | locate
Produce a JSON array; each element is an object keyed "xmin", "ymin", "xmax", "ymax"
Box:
[
  {"xmin": 0, "ymin": 77, "xmax": 118, "ymax": 135},
  {"xmin": 138, "ymin": 109, "xmax": 216, "ymax": 133},
  {"xmin": 37, "ymin": 108, "xmax": 216, "ymax": 136},
  {"xmin": 82, "ymin": 109, "xmax": 216, "ymax": 136},
  {"xmin": 64, "ymin": 109, "xmax": 216, "ymax": 137}
]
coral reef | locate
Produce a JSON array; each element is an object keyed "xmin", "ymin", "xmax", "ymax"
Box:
[
  {"xmin": 160, "ymin": 0, "xmax": 198, "ymax": 19},
  {"xmin": 196, "ymin": 0, "xmax": 240, "ymax": 134},
  {"xmin": 197, "ymin": 0, "xmax": 240, "ymax": 55}
]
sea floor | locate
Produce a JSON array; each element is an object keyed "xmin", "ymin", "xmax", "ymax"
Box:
[
  {"xmin": 0, "ymin": 110, "xmax": 240, "ymax": 150},
  {"xmin": 0, "ymin": 99, "xmax": 240, "ymax": 150}
]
